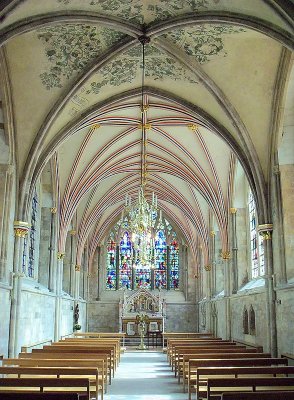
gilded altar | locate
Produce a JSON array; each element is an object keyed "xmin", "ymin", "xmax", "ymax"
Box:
[{"xmin": 119, "ymin": 288, "xmax": 166, "ymax": 337}]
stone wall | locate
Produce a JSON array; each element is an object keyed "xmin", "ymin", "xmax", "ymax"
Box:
[
  {"xmin": 88, "ymin": 301, "xmax": 119, "ymax": 332},
  {"xmin": 276, "ymin": 287, "xmax": 294, "ymax": 355},
  {"xmin": 18, "ymin": 284, "xmax": 56, "ymax": 354},
  {"xmin": 0, "ymin": 286, "xmax": 11, "ymax": 356},
  {"xmin": 60, "ymin": 296, "xmax": 75, "ymax": 337},
  {"xmin": 165, "ymin": 302, "xmax": 198, "ymax": 332}
]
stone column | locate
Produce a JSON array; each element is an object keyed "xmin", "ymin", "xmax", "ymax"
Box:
[
  {"xmin": 9, "ymin": 221, "xmax": 29, "ymax": 357},
  {"xmin": 69, "ymin": 230, "xmax": 77, "ymax": 297},
  {"xmin": 210, "ymin": 231, "xmax": 216, "ymax": 296},
  {"xmin": 258, "ymin": 224, "xmax": 277, "ymax": 356},
  {"xmin": 97, "ymin": 246, "xmax": 102, "ymax": 300},
  {"xmin": 115, "ymin": 245, "xmax": 120, "ymax": 290},
  {"xmin": 48, "ymin": 208, "xmax": 57, "ymax": 292},
  {"xmin": 221, "ymin": 252, "xmax": 231, "ymax": 340},
  {"xmin": 230, "ymin": 208, "xmax": 238, "ymax": 293},
  {"xmin": 54, "ymin": 252, "xmax": 64, "ymax": 341},
  {"xmin": 74, "ymin": 264, "xmax": 80, "ymax": 300}
]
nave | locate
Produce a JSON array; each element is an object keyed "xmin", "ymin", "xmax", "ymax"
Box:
[{"xmin": 105, "ymin": 351, "xmax": 184, "ymax": 400}]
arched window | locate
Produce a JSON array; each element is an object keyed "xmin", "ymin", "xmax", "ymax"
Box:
[
  {"xmin": 249, "ymin": 305, "xmax": 256, "ymax": 335},
  {"xmin": 243, "ymin": 307, "xmax": 249, "ymax": 334},
  {"xmin": 248, "ymin": 191, "xmax": 264, "ymax": 278},
  {"xmin": 106, "ymin": 238, "xmax": 116, "ymax": 290},
  {"xmin": 154, "ymin": 230, "xmax": 167, "ymax": 289},
  {"xmin": 170, "ymin": 236, "xmax": 179, "ymax": 289},
  {"xmin": 119, "ymin": 231, "xmax": 132, "ymax": 289},
  {"xmin": 28, "ymin": 189, "xmax": 38, "ymax": 278},
  {"xmin": 105, "ymin": 218, "xmax": 181, "ymax": 291}
]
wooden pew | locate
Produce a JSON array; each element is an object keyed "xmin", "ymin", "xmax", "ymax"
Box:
[
  {"xmin": 167, "ymin": 340, "xmax": 234, "ymax": 364},
  {"xmin": 56, "ymin": 339, "xmax": 121, "ymax": 365},
  {"xmin": 0, "ymin": 378, "xmax": 92, "ymax": 400},
  {"xmin": 36, "ymin": 344, "xmax": 118, "ymax": 372},
  {"xmin": 19, "ymin": 351, "xmax": 113, "ymax": 383},
  {"xmin": 72, "ymin": 333, "xmax": 126, "ymax": 347},
  {"xmin": 0, "ymin": 394, "xmax": 88, "ymax": 400},
  {"xmin": 206, "ymin": 377, "xmax": 294, "ymax": 400},
  {"xmin": 186, "ymin": 357, "xmax": 288, "ymax": 400},
  {"xmin": 172, "ymin": 345, "xmax": 248, "ymax": 374},
  {"xmin": 163, "ymin": 332, "xmax": 214, "ymax": 347},
  {"xmin": 196, "ymin": 366, "xmax": 294, "ymax": 399},
  {"xmin": 0, "ymin": 366, "xmax": 102, "ymax": 400},
  {"xmin": 221, "ymin": 392, "xmax": 294, "ymax": 399},
  {"xmin": 175, "ymin": 347, "xmax": 257, "ymax": 381},
  {"xmin": 2, "ymin": 358, "xmax": 108, "ymax": 393}
]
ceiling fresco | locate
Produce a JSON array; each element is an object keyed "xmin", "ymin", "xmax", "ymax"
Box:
[
  {"xmin": 37, "ymin": 25, "xmax": 126, "ymax": 90},
  {"xmin": 56, "ymin": 0, "xmax": 210, "ymax": 24}
]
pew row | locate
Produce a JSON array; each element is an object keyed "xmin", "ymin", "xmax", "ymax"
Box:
[
  {"xmin": 0, "ymin": 394, "xmax": 88, "ymax": 400},
  {"xmin": 206, "ymin": 377, "xmax": 294, "ymax": 400},
  {"xmin": 186, "ymin": 357, "xmax": 288, "ymax": 400},
  {"xmin": 196, "ymin": 366, "xmax": 294, "ymax": 399},
  {"xmin": 0, "ymin": 366, "xmax": 102, "ymax": 400},
  {"xmin": 221, "ymin": 392, "xmax": 294, "ymax": 400},
  {"xmin": 0, "ymin": 378, "xmax": 92, "ymax": 400}
]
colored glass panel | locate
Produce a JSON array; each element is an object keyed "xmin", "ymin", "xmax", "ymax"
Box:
[
  {"xmin": 154, "ymin": 230, "xmax": 167, "ymax": 289},
  {"xmin": 170, "ymin": 238, "xmax": 179, "ymax": 289},
  {"xmin": 106, "ymin": 239, "xmax": 116, "ymax": 290},
  {"xmin": 119, "ymin": 232, "xmax": 132, "ymax": 289}
]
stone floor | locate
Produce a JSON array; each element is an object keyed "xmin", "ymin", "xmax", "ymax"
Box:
[{"xmin": 104, "ymin": 350, "xmax": 186, "ymax": 400}]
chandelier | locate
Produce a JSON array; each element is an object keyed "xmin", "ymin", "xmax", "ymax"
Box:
[{"xmin": 119, "ymin": 34, "xmax": 161, "ymax": 269}]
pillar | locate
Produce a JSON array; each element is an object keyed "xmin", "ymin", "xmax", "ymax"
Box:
[
  {"xmin": 258, "ymin": 224, "xmax": 277, "ymax": 356},
  {"xmin": 48, "ymin": 208, "xmax": 57, "ymax": 292},
  {"xmin": 9, "ymin": 221, "xmax": 29, "ymax": 357},
  {"xmin": 230, "ymin": 208, "xmax": 238, "ymax": 293},
  {"xmin": 54, "ymin": 252, "xmax": 64, "ymax": 341}
]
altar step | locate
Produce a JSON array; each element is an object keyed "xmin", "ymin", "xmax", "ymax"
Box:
[{"xmin": 124, "ymin": 336, "xmax": 163, "ymax": 349}]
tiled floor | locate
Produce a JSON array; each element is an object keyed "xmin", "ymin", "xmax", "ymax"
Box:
[{"xmin": 104, "ymin": 350, "xmax": 187, "ymax": 400}]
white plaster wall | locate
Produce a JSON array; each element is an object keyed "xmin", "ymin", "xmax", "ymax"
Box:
[
  {"xmin": 276, "ymin": 287, "xmax": 294, "ymax": 355},
  {"xmin": 0, "ymin": 286, "xmax": 11, "ymax": 356},
  {"xmin": 60, "ymin": 296, "xmax": 75, "ymax": 337},
  {"xmin": 165, "ymin": 303, "xmax": 198, "ymax": 332},
  {"xmin": 88, "ymin": 301, "xmax": 119, "ymax": 332},
  {"xmin": 18, "ymin": 286, "xmax": 55, "ymax": 354},
  {"xmin": 230, "ymin": 291, "xmax": 267, "ymax": 349}
]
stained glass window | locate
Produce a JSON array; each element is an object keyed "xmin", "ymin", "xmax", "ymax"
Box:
[
  {"xmin": 105, "ymin": 218, "xmax": 181, "ymax": 290},
  {"xmin": 170, "ymin": 236, "xmax": 179, "ymax": 289},
  {"xmin": 119, "ymin": 232, "xmax": 133, "ymax": 289},
  {"xmin": 154, "ymin": 230, "xmax": 167, "ymax": 289},
  {"xmin": 248, "ymin": 191, "xmax": 264, "ymax": 278},
  {"xmin": 28, "ymin": 191, "xmax": 38, "ymax": 278},
  {"xmin": 106, "ymin": 238, "xmax": 116, "ymax": 290}
]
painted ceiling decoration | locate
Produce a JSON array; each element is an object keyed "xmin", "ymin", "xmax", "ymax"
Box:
[
  {"xmin": 56, "ymin": 0, "xmax": 211, "ymax": 24},
  {"xmin": 37, "ymin": 25, "xmax": 126, "ymax": 89},
  {"xmin": 0, "ymin": 0, "xmax": 292, "ymax": 267}
]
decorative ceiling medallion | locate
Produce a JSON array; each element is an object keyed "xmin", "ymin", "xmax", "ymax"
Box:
[
  {"xmin": 165, "ymin": 25, "xmax": 246, "ymax": 64},
  {"xmin": 87, "ymin": 44, "xmax": 198, "ymax": 95},
  {"xmin": 56, "ymin": 0, "xmax": 210, "ymax": 24},
  {"xmin": 37, "ymin": 25, "xmax": 126, "ymax": 89}
]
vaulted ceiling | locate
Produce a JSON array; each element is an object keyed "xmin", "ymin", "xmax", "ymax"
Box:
[{"xmin": 0, "ymin": 0, "xmax": 293, "ymax": 263}]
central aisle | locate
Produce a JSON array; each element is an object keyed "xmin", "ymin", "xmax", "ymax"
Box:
[{"xmin": 105, "ymin": 350, "xmax": 186, "ymax": 400}]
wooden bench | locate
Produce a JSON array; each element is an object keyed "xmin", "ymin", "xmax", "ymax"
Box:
[
  {"xmin": 2, "ymin": 358, "xmax": 108, "ymax": 393},
  {"xmin": 221, "ymin": 391, "xmax": 294, "ymax": 399},
  {"xmin": 0, "ymin": 366, "xmax": 102, "ymax": 400},
  {"xmin": 59, "ymin": 338, "xmax": 121, "ymax": 363},
  {"xmin": 196, "ymin": 366, "xmax": 294, "ymax": 399},
  {"xmin": 19, "ymin": 351, "xmax": 113, "ymax": 383},
  {"xmin": 167, "ymin": 340, "xmax": 233, "ymax": 364},
  {"xmin": 0, "ymin": 394, "xmax": 88, "ymax": 400},
  {"xmin": 163, "ymin": 333, "xmax": 214, "ymax": 347},
  {"xmin": 206, "ymin": 377, "xmax": 294, "ymax": 400},
  {"xmin": 175, "ymin": 347, "xmax": 257, "ymax": 381},
  {"xmin": 36, "ymin": 344, "xmax": 118, "ymax": 373},
  {"xmin": 0, "ymin": 378, "xmax": 92, "ymax": 400},
  {"xmin": 55, "ymin": 340, "xmax": 121, "ymax": 365},
  {"xmin": 186, "ymin": 357, "xmax": 288, "ymax": 400},
  {"xmin": 72, "ymin": 333, "xmax": 126, "ymax": 347}
]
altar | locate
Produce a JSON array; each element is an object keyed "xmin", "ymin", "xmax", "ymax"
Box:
[{"xmin": 119, "ymin": 288, "xmax": 166, "ymax": 337}]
